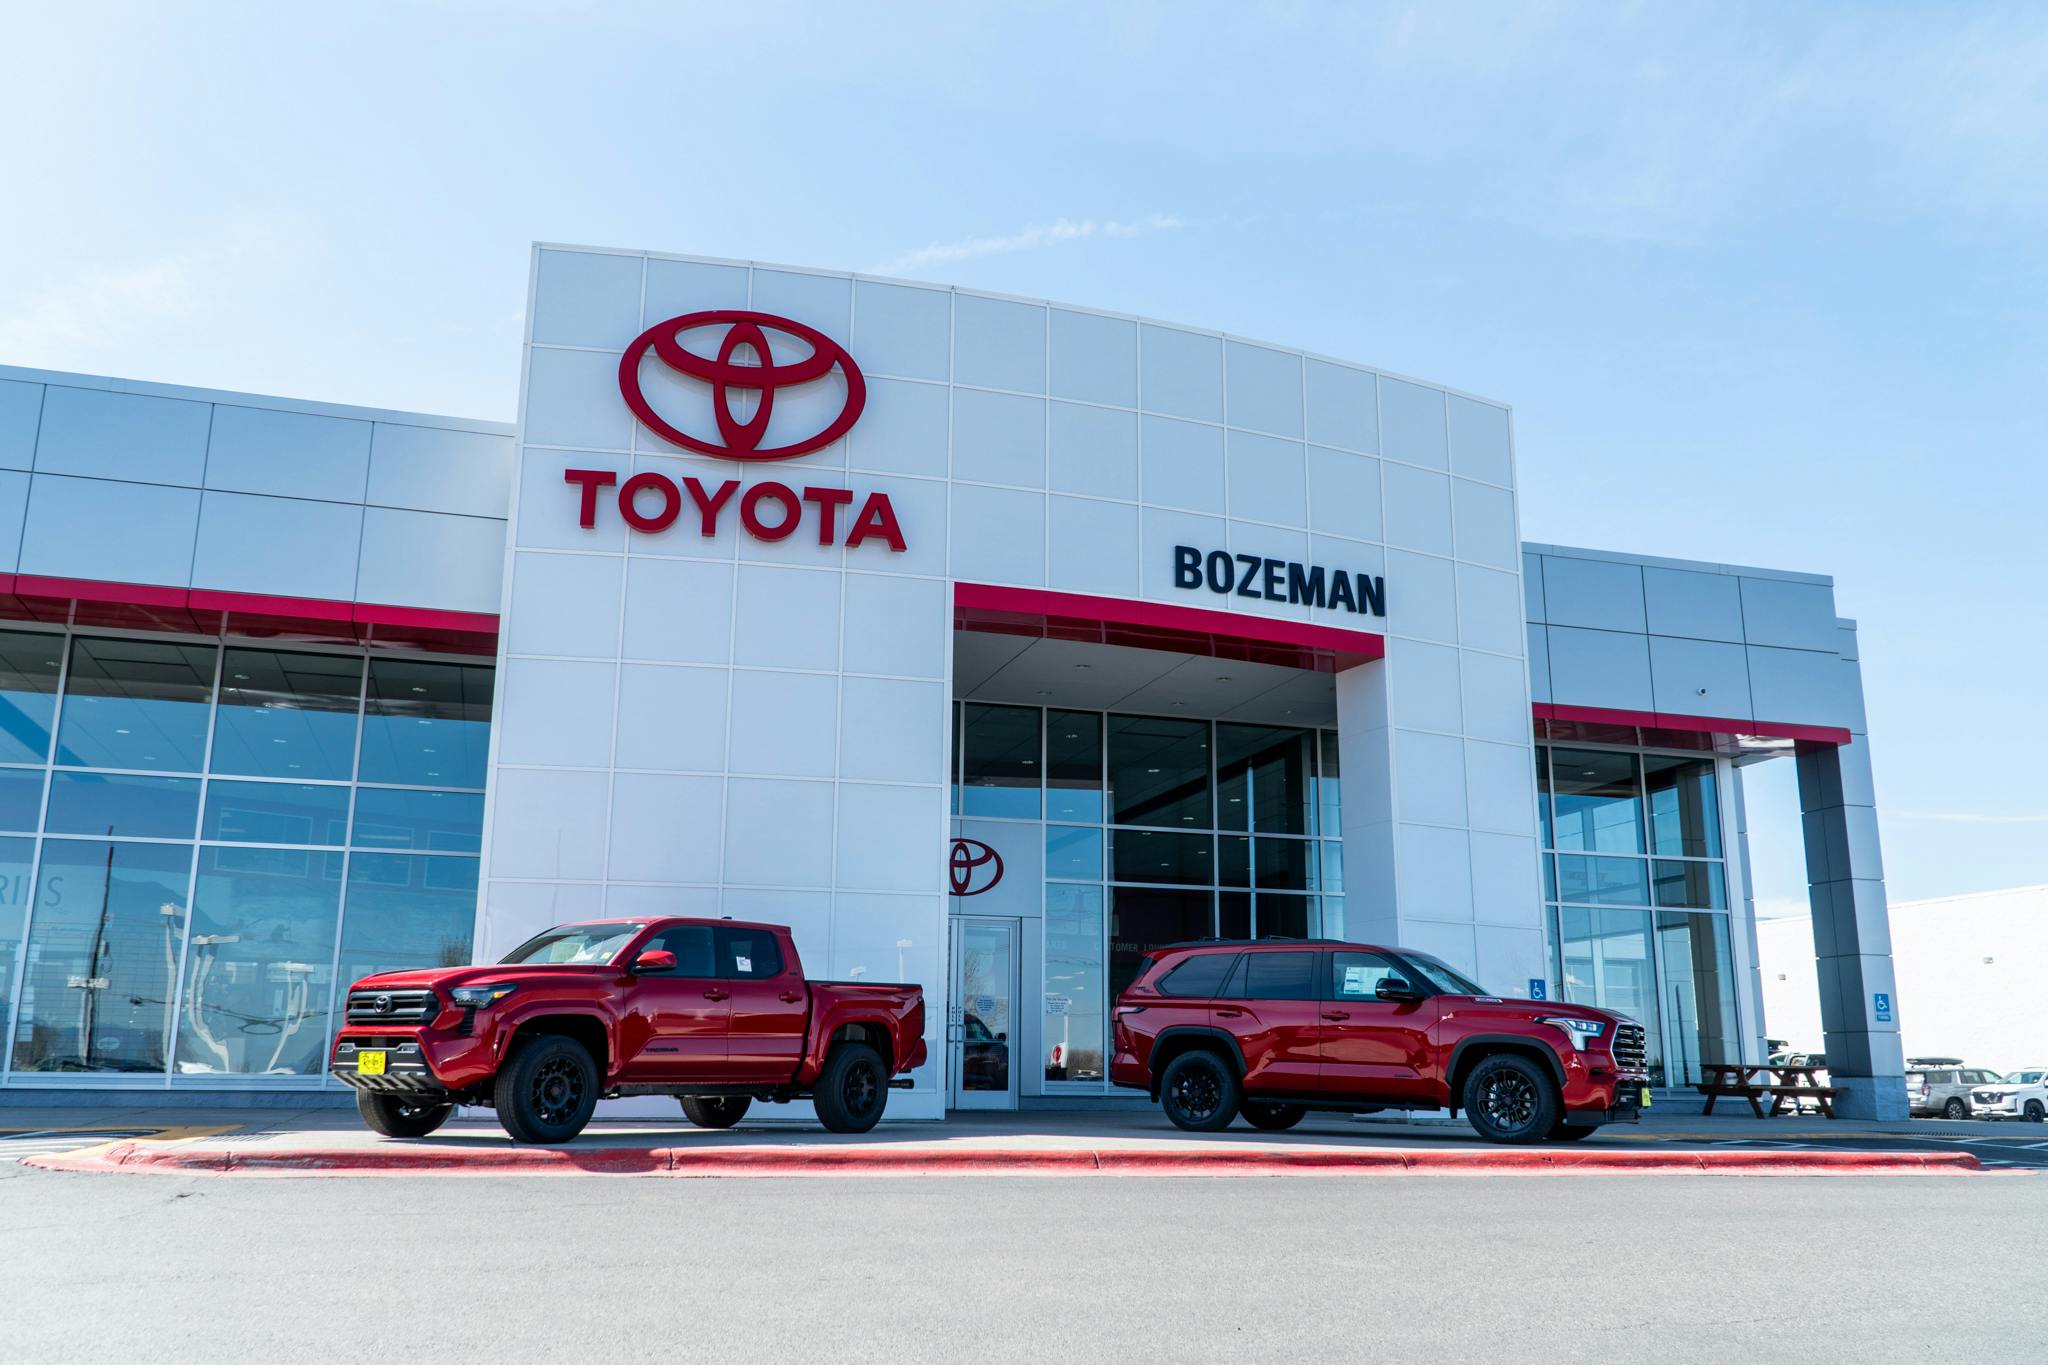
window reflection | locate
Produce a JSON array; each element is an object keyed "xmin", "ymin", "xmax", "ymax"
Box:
[
  {"xmin": 1045, "ymin": 710, "xmax": 1102, "ymax": 823},
  {"xmin": 1645, "ymin": 755, "xmax": 1721, "ymax": 858},
  {"xmin": 13, "ymin": 840, "xmax": 194, "ymax": 1073},
  {"xmin": 175, "ymin": 848, "xmax": 342, "ymax": 1076},
  {"xmin": 359, "ymin": 660, "xmax": 492, "ymax": 789},
  {"xmin": 1550, "ymin": 748, "xmax": 1643, "ymax": 854},
  {"xmin": 0, "ymin": 631, "xmax": 62, "ymax": 765},
  {"xmin": 0, "ymin": 837, "xmax": 34, "ymax": 1053},
  {"xmin": 1556, "ymin": 904, "xmax": 1664, "ymax": 1086},
  {"xmin": 44, "ymin": 772, "xmax": 200, "ymax": 840},
  {"xmin": 55, "ymin": 637, "xmax": 217, "ymax": 772},
  {"xmin": 1655, "ymin": 911, "xmax": 1740, "ymax": 1086},
  {"xmin": 1217, "ymin": 724, "xmax": 1315, "ymax": 835},
  {"xmin": 960, "ymin": 704, "xmax": 1040, "ymax": 819},
  {"xmin": 1107, "ymin": 715, "xmax": 1210, "ymax": 828},
  {"xmin": 335, "ymin": 853, "xmax": 478, "ymax": 987},
  {"xmin": 211, "ymin": 650, "xmax": 362, "ymax": 781},
  {"xmin": 1043, "ymin": 884, "xmax": 1103, "ymax": 1083}
]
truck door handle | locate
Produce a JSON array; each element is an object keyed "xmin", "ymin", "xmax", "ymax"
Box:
[
  {"xmin": 703, "ymin": 989, "xmax": 729, "ymax": 1002},
  {"xmin": 1215, "ymin": 1009, "xmax": 1244, "ymax": 1018},
  {"xmin": 1323, "ymin": 1011, "xmax": 1351, "ymax": 1021},
  {"xmin": 778, "ymin": 991, "xmax": 802, "ymax": 1003}
]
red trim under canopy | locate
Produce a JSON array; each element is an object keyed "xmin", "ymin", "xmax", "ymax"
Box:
[
  {"xmin": 0, "ymin": 574, "xmax": 499, "ymax": 657},
  {"xmin": 953, "ymin": 582, "xmax": 1386, "ymax": 673},
  {"xmin": 1533, "ymin": 702, "xmax": 1851, "ymax": 748}
]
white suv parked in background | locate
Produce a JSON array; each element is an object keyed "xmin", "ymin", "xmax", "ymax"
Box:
[{"xmin": 1970, "ymin": 1068, "xmax": 2048, "ymax": 1122}]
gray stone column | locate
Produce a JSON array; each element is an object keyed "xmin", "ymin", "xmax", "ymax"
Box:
[{"xmin": 1795, "ymin": 630, "xmax": 1906, "ymax": 1118}]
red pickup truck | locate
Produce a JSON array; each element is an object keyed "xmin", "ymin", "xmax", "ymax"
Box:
[{"xmin": 330, "ymin": 917, "xmax": 925, "ymax": 1143}]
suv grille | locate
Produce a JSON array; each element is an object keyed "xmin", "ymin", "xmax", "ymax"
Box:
[
  {"xmin": 345, "ymin": 988, "xmax": 438, "ymax": 1025},
  {"xmin": 1612, "ymin": 1023, "xmax": 1648, "ymax": 1072}
]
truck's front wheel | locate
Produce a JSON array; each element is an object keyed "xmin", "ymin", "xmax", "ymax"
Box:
[
  {"xmin": 494, "ymin": 1036, "xmax": 599, "ymax": 1144},
  {"xmin": 680, "ymin": 1096, "xmax": 752, "ymax": 1129},
  {"xmin": 356, "ymin": 1092, "xmax": 453, "ymax": 1139},
  {"xmin": 813, "ymin": 1043, "xmax": 888, "ymax": 1133},
  {"xmin": 1462, "ymin": 1054, "xmax": 1560, "ymax": 1144}
]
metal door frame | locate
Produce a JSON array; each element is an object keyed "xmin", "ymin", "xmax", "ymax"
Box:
[{"xmin": 947, "ymin": 916, "xmax": 1020, "ymax": 1111}]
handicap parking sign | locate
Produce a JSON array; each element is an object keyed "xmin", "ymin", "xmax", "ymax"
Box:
[
  {"xmin": 1873, "ymin": 992, "xmax": 1892, "ymax": 1022},
  {"xmin": 1528, "ymin": 978, "xmax": 1547, "ymax": 1000}
]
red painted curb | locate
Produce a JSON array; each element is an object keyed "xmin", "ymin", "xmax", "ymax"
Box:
[{"xmin": 24, "ymin": 1142, "xmax": 1992, "ymax": 1179}]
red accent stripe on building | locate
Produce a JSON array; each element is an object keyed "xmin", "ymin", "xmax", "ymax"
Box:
[
  {"xmin": 952, "ymin": 582, "xmax": 1386, "ymax": 673},
  {"xmin": 0, "ymin": 574, "xmax": 500, "ymax": 657},
  {"xmin": 1533, "ymin": 702, "xmax": 1851, "ymax": 747}
]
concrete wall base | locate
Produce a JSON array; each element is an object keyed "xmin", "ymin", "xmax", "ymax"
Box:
[{"xmin": 1830, "ymin": 1075, "xmax": 1910, "ymax": 1121}]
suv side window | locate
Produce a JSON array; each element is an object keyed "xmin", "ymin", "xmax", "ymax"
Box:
[
  {"xmin": 716, "ymin": 927, "xmax": 785, "ymax": 980},
  {"xmin": 1966, "ymin": 1070, "xmax": 1998, "ymax": 1084},
  {"xmin": 1158, "ymin": 953, "xmax": 1239, "ymax": 998},
  {"xmin": 647, "ymin": 925, "xmax": 716, "ymax": 976},
  {"xmin": 1329, "ymin": 951, "xmax": 1406, "ymax": 1000},
  {"xmin": 1241, "ymin": 952, "xmax": 1318, "ymax": 1001}
]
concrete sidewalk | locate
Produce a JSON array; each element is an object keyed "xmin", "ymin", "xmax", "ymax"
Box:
[{"xmin": 13, "ymin": 1101, "xmax": 2037, "ymax": 1178}]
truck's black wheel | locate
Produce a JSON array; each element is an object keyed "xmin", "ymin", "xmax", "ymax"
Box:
[
  {"xmin": 1240, "ymin": 1101, "xmax": 1306, "ymax": 1131},
  {"xmin": 494, "ymin": 1035, "xmax": 599, "ymax": 1144},
  {"xmin": 1159, "ymin": 1051, "xmax": 1241, "ymax": 1132},
  {"xmin": 1462, "ymin": 1054, "xmax": 1560, "ymax": 1144},
  {"xmin": 355, "ymin": 1092, "xmax": 454, "ymax": 1139},
  {"xmin": 680, "ymin": 1095, "xmax": 752, "ymax": 1129},
  {"xmin": 813, "ymin": 1043, "xmax": 888, "ymax": 1134}
]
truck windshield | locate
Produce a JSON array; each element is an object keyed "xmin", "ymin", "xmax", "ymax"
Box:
[
  {"xmin": 500, "ymin": 924, "xmax": 647, "ymax": 966},
  {"xmin": 1400, "ymin": 952, "xmax": 1487, "ymax": 997}
]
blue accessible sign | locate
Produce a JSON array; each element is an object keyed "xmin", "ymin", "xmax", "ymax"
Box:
[
  {"xmin": 1528, "ymin": 978, "xmax": 1547, "ymax": 1001},
  {"xmin": 1873, "ymin": 992, "xmax": 1893, "ymax": 1022}
]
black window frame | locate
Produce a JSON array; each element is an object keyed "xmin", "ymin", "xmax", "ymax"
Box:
[
  {"xmin": 645, "ymin": 923, "xmax": 717, "ymax": 977},
  {"xmin": 1237, "ymin": 949, "xmax": 1321, "ymax": 1002}
]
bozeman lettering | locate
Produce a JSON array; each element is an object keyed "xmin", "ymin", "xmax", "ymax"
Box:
[
  {"xmin": 567, "ymin": 466, "xmax": 906, "ymax": 552},
  {"xmin": 1288, "ymin": 562, "xmax": 1326, "ymax": 608},
  {"xmin": 1169, "ymin": 543, "xmax": 1386, "ymax": 618},
  {"xmin": 1205, "ymin": 550, "xmax": 1232, "ymax": 594}
]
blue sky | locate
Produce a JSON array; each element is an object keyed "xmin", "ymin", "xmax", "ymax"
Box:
[{"xmin": 4, "ymin": 2, "xmax": 2044, "ymax": 914}]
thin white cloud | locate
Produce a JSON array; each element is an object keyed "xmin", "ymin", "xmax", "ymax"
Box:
[{"xmin": 878, "ymin": 214, "xmax": 1187, "ymax": 275}]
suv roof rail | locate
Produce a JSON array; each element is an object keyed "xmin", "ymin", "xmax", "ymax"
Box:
[
  {"xmin": 1158, "ymin": 937, "xmax": 1351, "ymax": 948},
  {"xmin": 1907, "ymin": 1056, "xmax": 1965, "ymax": 1066}
]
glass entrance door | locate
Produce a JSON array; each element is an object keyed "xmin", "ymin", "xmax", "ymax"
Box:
[{"xmin": 948, "ymin": 917, "xmax": 1018, "ymax": 1110}]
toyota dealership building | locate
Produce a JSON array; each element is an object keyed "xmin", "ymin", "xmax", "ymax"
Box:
[{"xmin": 0, "ymin": 244, "xmax": 1906, "ymax": 1118}]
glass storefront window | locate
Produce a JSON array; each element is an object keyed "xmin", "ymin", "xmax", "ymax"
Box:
[
  {"xmin": 350, "ymin": 787, "xmax": 484, "ymax": 853},
  {"xmin": 1219, "ymin": 890, "xmax": 1251, "ymax": 939},
  {"xmin": 1655, "ymin": 911, "xmax": 1740, "ymax": 1087},
  {"xmin": 210, "ymin": 650, "xmax": 363, "ymax": 781},
  {"xmin": 1217, "ymin": 725, "xmax": 1315, "ymax": 835},
  {"xmin": 1045, "ymin": 825, "xmax": 1101, "ymax": 881},
  {"xmin": 1550, "ymin": 748, "xmax": 1644, "ymax": 854},
  {"xmin": 959, "ymin": 703, "xmax": 1040, "ymax": 819},
  {"xmin": 202, "ymin": 781, "xmax": 351, "ymax": 846},
  {"xmin": 359, "ymin": 660, "xmax": 492, "ymax": 789},
  {"xmin": 0, "ymin": 767, "xmax": 44, "ymax": 831},
  {"xmin": 1645, "ymin": 755, "xmax": 1721, "ymax": 858},
  {"xmin": 1535, "ymin": 745, "xmax": 1553, "ymax": 848},
  {"xmin": 44, "ymin": 772, "xmax": 201, "ymax": 840},
  {"xmin": 1042, "ymin": 885, "xmax": 1103, "ymax": 1083},
  {"xmin": 174, "ymin": 848, "xmax": 343, "ymax": 1077},
  {"xmin": 1110, "ymin": 829, "xmax": 1214, "ymax": 886},
  {"xmin": 1317, "ymin": 732, "xmax": 1340, "ymax": 837},
  {"xmin": 55, "ymin": 637, "xmax": 217, "ymax": 772},
  {"xmin": 335, "ymin": 853, "xmax": 479, "ymax": 987},
  {"xmin": 0, "ymin": 836, "xmax": 33, "ymax": 1057},
  {"xmin": 13, "ymin": 840, "xmax": 194, "ymax": 1073},
  {"xmin": 1557, "ymin": 904, "xmax": 1664, "ymax": 1086},
  {"xmin": 1254, "ymin": 838, "xmax": 1316, "ymax": 891},
  {"xmin": 1107, "ymin": 715, "xmax": 1210, "ymax": 828},
  {"xmin": 1255, "ymin": 894, "xmax": 1313, "ymax": 939},
  {"xmin": 0, "ymin": 631, "xmax": 63, "ymax": 765},
  {"xmin": 1652, "ymin": 859, "xmax": 1727, "ymax": 910},
  {"xmin": 1555, "ymin": 853, "xmax": 1650, "ymax": 907},
  {"xmin": 1045, "ymin": 710, "xmax": 1102, "ymax": 823},
  {"xmin": 1109, "ymin": 887, "xmax": 1212, "ymax": 999}
]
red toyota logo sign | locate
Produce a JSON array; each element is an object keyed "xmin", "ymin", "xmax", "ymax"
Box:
[
  {"xmin": 619, "ymin": 310, "xmax": 866, "ymax": 461},
  {"xmin": 949, "ymin": 839, "xmax": 1004, "ymax": 897}
]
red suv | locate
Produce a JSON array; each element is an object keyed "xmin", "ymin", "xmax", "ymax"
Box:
[{"xmin": 1111, "ymin": 939, "xmax": 1649, "ymax": 1143}]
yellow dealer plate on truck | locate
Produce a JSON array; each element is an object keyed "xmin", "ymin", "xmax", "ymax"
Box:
[{"xmin": 357, "ymin": 1051, "xmax": 387, "ymax": 1076}]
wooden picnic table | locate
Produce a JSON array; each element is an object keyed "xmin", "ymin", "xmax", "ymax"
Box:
[{"xmin": 1696, "ymin": 1063, "xmax": 1843, "ymax": 1119}]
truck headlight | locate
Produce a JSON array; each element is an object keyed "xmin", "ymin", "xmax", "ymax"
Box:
[
  {"xmin": 1537, "ymin": 1016, "xmax": 1605, "ymax": 1051},
  {"xmin": 449, "ymin": 983, "xmax": 518, "ymax": 1010}
]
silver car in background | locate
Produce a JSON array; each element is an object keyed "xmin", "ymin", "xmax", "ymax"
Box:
[{"xmin": 1906, "ymin": 1060, "xmax": 2004, "ymax": 1118}]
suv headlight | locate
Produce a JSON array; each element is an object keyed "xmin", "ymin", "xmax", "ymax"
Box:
[
  {"xmin": 448, "ymin": 983, "xmax": 518, "ymax": 1010},
  {"xmin": 1537, "ymin": 1016, "xmax": 1606, "ymax": 1051}
]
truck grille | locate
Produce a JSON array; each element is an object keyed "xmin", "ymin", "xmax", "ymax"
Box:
[
  {"xmin": 345, "ymin": 988, "xmax": 438, "ymax": 1025},
  {"xmin": 1612, "ymin": 1022, "xmax": 1648, "ymax": 1072}
]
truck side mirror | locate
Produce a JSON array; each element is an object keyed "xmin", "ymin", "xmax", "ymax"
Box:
[
  {"xmin": 632, "ymin": 948, "xmax": 677, "ymax": 974},
  {"xmin": 1375, "ymin": 976, "xmax": 1420, "ymax": 1002}
]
